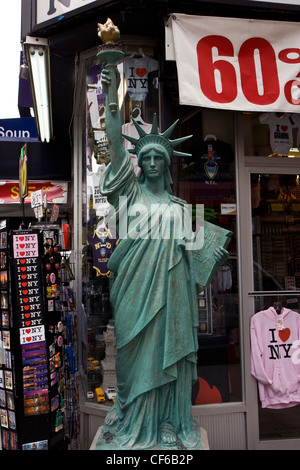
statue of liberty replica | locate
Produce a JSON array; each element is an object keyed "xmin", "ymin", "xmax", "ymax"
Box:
[{"xmin": 94, "ymin": 20, "xmax": 231, "ymax": 450}]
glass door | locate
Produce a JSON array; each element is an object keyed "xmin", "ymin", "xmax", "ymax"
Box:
[{"xmin": 250, "ymin": 170, "xmax": 300, "ymax": 444}]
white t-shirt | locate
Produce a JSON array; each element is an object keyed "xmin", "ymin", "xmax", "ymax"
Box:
[
  {"xmin": 259, "ymin": 113, "xmax": 298, "ymax": 154},
  {"xmin": 123, "ymin": 56, "xmax": 158, "ymax": 101},
  {"xmin": 87, "ymin": 168, "xmax": 110, "ymax": 215}
]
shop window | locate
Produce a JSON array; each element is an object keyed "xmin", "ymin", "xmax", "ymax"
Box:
[
  {"xmin": 81, "ymin": 48, "xmax": 242, "ymax": 408},
  {"xmin": 244, "ymin": 111, "xmax": 300, "ymax": 157},
  {"xmin": 251, "ymin": 173, "xmax": 300, "ymax": 440},
  {"xmin": 252, "ymin": 173, "xmax": 300, "ymax": 296},
  {"xmin": 81, "ymin": 45, "xmax": 159, "ymax": 404},
  {"xmin": 174, "ymin": 108, "xmax": 242, "ymax": 405}
]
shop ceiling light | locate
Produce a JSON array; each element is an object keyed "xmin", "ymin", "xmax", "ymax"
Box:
[{"xmin": 24, "ymin": 36, "xmax": 53, "ymax": 143}]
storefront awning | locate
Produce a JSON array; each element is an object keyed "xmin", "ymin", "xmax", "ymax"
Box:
[{"xmin": 166, "ymin": 14, "xmax": 300, "ymax": 112}]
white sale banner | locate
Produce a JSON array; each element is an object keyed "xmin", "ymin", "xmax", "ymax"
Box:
[{"xmin": 166, "ymin": 14, "xmax": 300, "ymax": 112}]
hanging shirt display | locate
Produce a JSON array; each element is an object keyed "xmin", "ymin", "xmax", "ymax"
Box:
[
  {"xmin": 87, "ymin": 229, "xmax": 119, "ymax": 277},
  {"xmin": 216, "ymin": 264, "xmax": 232, "ymax": 292},
  {"xmin": 250, "ymin": 306, "xmax": 300, "ymax": 409},
  {"xmin": 123, "ymin": 55, "xmax": 159, "ymax": 101},
  {"xmin": 86, "ymin": 168, "xmax": 113, "ymax": 222},
  {"xmin": 185, "ymin": 138, "xmax": 233, "ymax": 198},
  {"xmin": 258, "ymin": 113, "xmax": 299, "ymax": 154}
]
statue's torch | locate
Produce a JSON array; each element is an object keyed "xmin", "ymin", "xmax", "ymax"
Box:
[{"xmin": 97, "ymin": 19, "xmax": 125, "ymax": 114}]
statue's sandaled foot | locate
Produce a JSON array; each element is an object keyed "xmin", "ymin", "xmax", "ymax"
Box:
[{"xmin": 159, "ymin": 423, "xmax": 177, "ymax": 446}]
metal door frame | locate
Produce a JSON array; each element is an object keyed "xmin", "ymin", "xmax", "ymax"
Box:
[{"xmin": 236, "ymin": 113, "xmax": 300, "ymax": 449}]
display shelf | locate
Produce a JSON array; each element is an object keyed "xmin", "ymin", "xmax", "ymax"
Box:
[{"xmin": 0, "ymin": 224, "xmax": 78, "ymax": 450}]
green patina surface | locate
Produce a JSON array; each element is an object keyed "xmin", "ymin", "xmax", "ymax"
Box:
[{"xmin": 93, "ymin": 41, "xmax": 231, "ymax": 450}]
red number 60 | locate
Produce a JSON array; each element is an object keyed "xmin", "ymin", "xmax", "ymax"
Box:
[
  {"xmin": 196, "ymin": 35, "xmax": 237, "ymax": 103},
  {"xmin": 239, "ymin": 37, "xmax": 280, "ymax": 105},
  {"xmin": 197, "ymin": 35, "xmax": 280, "ymax": 106}
]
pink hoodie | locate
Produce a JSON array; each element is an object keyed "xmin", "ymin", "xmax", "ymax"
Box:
[{"xmin": 250, "ymin": 307, "xmax": 300, "ymax": 409}]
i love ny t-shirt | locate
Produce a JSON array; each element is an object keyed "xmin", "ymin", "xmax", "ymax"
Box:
[
  {"xmin": 123, "ymin": 56, "xmax": 159, "ymax": 101},
  {"xmin": 259, "ymin": 113, "xmax": 298, "ymax": 154}
]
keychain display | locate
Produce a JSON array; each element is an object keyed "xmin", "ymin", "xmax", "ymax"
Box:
[
  {"xmin": 0, "ymin": 226, "xmax": 78, "ymax": 450},
  {"xmin": 0, "ymin": 220, "xmax": 18, "ymax": 449},
  {"xmin": 41, "ymin": 229, "xmax": 66, "ymax": 438}
]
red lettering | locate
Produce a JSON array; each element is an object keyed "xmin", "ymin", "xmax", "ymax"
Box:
[
  {"xmin": 196, "ymin": 35, "xmax": 237, "ymax": 103},
  {"xmin": 284, "ymin": 72, "xmax": 300, "ymax": 105},
  {"xmin": 279, "ymin": 48, "xmax": 300, "ymax": 64},
  {"xmin": 239, "ymin": 37, "xmax": 280, "ymax": 105}
]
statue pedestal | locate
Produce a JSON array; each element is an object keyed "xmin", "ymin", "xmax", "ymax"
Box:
[{"xmin": 90, "ymin": 426, "xmax": 210, "ymax": 450}]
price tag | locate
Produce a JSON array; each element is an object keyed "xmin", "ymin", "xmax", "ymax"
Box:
[{"xmin": 31, "ymin": 189, "xmax": 43, "ymax": 208}]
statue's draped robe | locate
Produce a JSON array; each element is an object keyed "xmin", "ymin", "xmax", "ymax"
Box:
[{"xmin": 96, "ymin": 154, "xmax": 202, "ymax": 449}]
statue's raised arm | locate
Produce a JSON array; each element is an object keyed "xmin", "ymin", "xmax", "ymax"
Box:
[
  {"xmin": 100, "ymin": 66, "xmax": 126, "ymax": 174},
  {"xmin": 97, "ymin": 19, "xmax": 126, "ymax": 175}
]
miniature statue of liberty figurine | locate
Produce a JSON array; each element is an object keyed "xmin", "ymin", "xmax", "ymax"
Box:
[{"xmin": 94, "ymin": 20, "xmax": 231, "ymax": 450}]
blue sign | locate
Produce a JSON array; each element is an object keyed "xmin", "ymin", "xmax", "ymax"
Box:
[{"xmin": 0, "ymin": 117, "xmax": 38, "ymax": 142}]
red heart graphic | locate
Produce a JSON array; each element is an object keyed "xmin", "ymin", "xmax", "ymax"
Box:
[
  {"xmin": 24, "ymin": 305, "xmax": 30, "ymax": 311},
  {"xmin": 22, "ymin": 290, "xmax": 28, "ymax": 295},
  {"xmin": 20, "ymin": 244, "xmax": 25, "ymax": 248},
  {"xmin": 19, "ymin": 236, "xmax": 24, "ymax": 241},
  {"xmin": 136, "ymin": 67, "xmax": 146, "ymax": 78},
  {"xmin": 21, "ymin": 267, "xmax": 26, "ymax": 272},
  {"xmin": 24, "ymin": 313, "xmax": 30, "ymax": 318},
  {"xmin": 22, "ymin": 282, "xmax": 27, "ymax": 287},
  {"xmin": 281, "ymin": 125, "xmax": 288, "ymax": 132},
  {"xmin": 20, "ymin": 251, "xmax": 25, "ymax": 256},
  {"xmin": 25, "ymin": 329, "xmax": 31, "ymax": 334},
  {"xmin": 21, "ymin": 274, "xmax": 27, "ymax": 279},
  {"xmin": 23, "ymin": 297, "xmax": 29, "ymax": 303},
  {"xmin": 20, "ymin": 259, "xmax": 26, "ymax": 264},
  {"xmin": 279, "ymin": 328, "xmax": 290, "ymax": 342},
  {"xmin": 25, "ymin": 321, "xmax": 31, "ymax": 326},
  {"xmin": 26, "ymin": 337, "xmax": 32, "ymax": 342}
]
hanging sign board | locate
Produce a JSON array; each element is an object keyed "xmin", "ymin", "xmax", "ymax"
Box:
[
  {"xmin": 0, "ymin": 118, "xmax": 38, "ymax": 142},
  {"xmin": 166, "ymin": 14, "xmax": 300, "ymax": 112},
  {"xmin": 0, "ymin": 181, "xmax": 68, "ymax": 204},
  {"xmin": 36, "ymin": 0, "xmax": 97, "ymax": 24}
]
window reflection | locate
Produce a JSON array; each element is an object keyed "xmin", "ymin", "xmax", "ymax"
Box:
[
  {"xmin": 177, "ymin": 109, "xmax": 242, "ymax": 405},
  {"xmin": 81, "ymin": 58, "xmax": 242, "ymax": 406},
  {"xmin": 252, "ymin": 173, "xmax": 300, "ymax": 295},
  {"xmin": 251, "ymin": 174, "xmax": 300, "ymax": 440}
]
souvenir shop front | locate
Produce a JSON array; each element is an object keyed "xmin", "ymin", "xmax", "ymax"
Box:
[{"xmin": 15, "ymin": 0, "xmax": 300, "ymax": 450}]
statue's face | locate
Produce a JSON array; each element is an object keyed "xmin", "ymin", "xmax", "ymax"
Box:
[{"xmin": 141, "ymin": 148, "xmax": 166, "ymax": 181}]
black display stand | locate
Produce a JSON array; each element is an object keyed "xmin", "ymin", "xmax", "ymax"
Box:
[
  {"xmin": 0, "ymin": 225, "xmax": 67, "ymax": 450},
  {"xmin": 0, "ymin": 220, "xmax": 17, "ymax": 449}
]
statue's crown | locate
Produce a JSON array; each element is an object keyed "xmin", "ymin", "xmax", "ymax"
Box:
[{"xmin": 122, "ymin": 114, "xmax": 192, "ymax": 161}]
